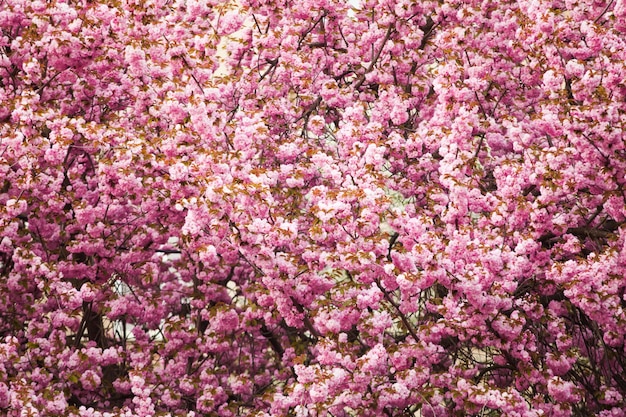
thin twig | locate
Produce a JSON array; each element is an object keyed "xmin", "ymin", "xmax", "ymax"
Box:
[{"xmin": 594, "ymin": 0, "xmax": 615, "ymax": 23}]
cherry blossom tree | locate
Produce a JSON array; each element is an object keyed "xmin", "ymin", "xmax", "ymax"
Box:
[{"xmin": 2, "ymin": 0, "xmax": 626, "ymax": 415}]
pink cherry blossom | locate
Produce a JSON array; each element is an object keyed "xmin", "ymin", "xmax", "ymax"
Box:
[{"xmin": 2, "ymin": 0, "xmax": 626, "ymax": 415}]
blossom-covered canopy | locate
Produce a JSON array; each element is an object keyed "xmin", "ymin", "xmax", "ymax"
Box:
[{"xmin": 1, "ymin": 0, "xmax": 626, "ymax": 416}]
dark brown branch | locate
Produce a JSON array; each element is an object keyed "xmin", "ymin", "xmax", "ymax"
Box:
[
  {"xmin": 353, "ymin": 25, "xmax": 394, "ymax": 91},
  {"xmin": 375, "ymin": 281, "xmax": 419, "ymax": 342},
  {"xmin": 567, "ymin": 226, "xmax": 619, "ymax": 240},
  {"xmin": 594, "ymin": 0, "xmax": 615, "ymax": 23},
  {"xmin": 387, "ymin": 232, "xmax": 399, "ymax": 262},
  {"xmin": 418, "ymin": 16, "xmax": 438, "ymax": 50},
  {"xmin": 260, "ymin": 324, "xmax": 284, "ymax": 356},
  {"xmin": 297, "ymin": 12, "xmax": 327, "ymax": 51}
]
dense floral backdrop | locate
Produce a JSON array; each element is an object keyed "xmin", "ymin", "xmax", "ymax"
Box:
[{"xmin": 1, "ymin": 0, "xmax": 626, "ymax": 416}]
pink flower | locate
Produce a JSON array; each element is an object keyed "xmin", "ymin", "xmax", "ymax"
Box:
[{"xmin": 80, "ymin": 370, "xmax": 102, "ymax": 391}]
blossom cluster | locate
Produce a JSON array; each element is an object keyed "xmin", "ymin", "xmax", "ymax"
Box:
[{"xmin": 1, "ymin": 0, "xmax": 626, "ymax": 416}]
